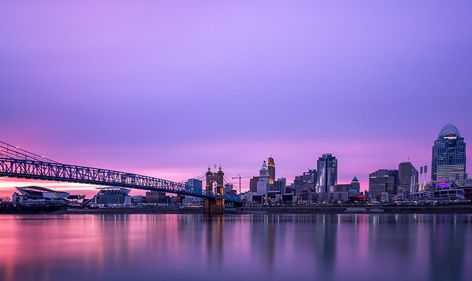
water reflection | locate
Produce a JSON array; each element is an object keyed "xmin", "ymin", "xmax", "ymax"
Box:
[
  {"xmin": 429, "ymin": 215, "xmax": 466, "ymax": 281},
  {"xmin": 0, "ymin": 214, "xmax": 471, "ymax": 281}
]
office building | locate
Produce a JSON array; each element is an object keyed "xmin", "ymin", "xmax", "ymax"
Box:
[
  {"xmin": 146, "ymin": 191, "xmax": 169, "ymax": 204},
  {"xmin": 369, "ymin": 169, "xmax": 399, "ymax": 200},
  {"xmin": 224, "ymin": 183, "xmax": 235, "ymax": 195},
  {"xmin": 249, "ymin": 176, "xmax": 259, "ymax": 192},
  {"xmin": 432, "ymin": 124, "xmax": 467, "ymax": 186},
  {"xmin": 185, "ymin": 179, "xmax": 203, "ymax": 194},
  {"xmin": 275, "ymin": 177, "xmax": 286, "ymax": 192},
  {"xmin": 257, "ymin": 161, "xmax": 270, "ymax": 195},
  {"xmin": 335, "ymin": 177, "xmax": 361, "ymax": 197},
  {"xmin": 398, "ymin": 162, "xmax": 419, "ymax": 194},
  {"xmin": 292, "ymin": 169, "xmax": 317, "ymax": 191},
  {"xmin": 291, "ymin": 169, "xmax": 317, "ymax": 202},
  {"xmin": 351, "ymin": 177, "xmax": 360, "ymax": 193},
  {"xmin": 268, "ymin": 156, "xmax": 276, "ymax": 186},
  {"xmin": 316, "ymin": 153, "xmax": 338, "ymax": 193}
]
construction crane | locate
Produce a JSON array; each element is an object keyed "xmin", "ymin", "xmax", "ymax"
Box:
[{"xmin": 231, "ymin": 175, "xmax": 252, "ymax": 195}]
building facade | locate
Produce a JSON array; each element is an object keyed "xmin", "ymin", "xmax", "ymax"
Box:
[
  {"xmin": 432, "ymin": 124, "xmax": 467, "ymax": 187},
  {"xmin": 257, "ymin": 161, "xmax": 270, "ymax": 195},
  {"xmin": 316, "ymin": 153, "xmax": 338, "ymax": 193},
  {"xmin": 93, "ymin": 187, "xmax": 132, "ymax": 206},
  {"xmin": 249, "ymin": 176, "xmax": 259, "ymax": 193},
  {"xmin": 274, "ymin": 177, "xmax": 286, "ymax": 193},
  {"xmin": 268, "ymin": 157, "xmax": 276, "ymax": 186},
  {"xmin": 398, "ymin": 162, "xmax": 419, "ymax": 194},
  {"xmin": 334, "ymin": 177, "xmax": 360, "ymax": 197},
  {"xmin": 145, "ymin": 191, "xmax": 168, "ymax": 204},
  {"xmin": 369, "ymin": 169, "xmax": 399, "ymax": 200},
  {"xmin": 292, "ymin": 169, "xmax": 317, "ymax": 191},
  {"xmin": 185, "ymin": 179, "xmax": 203, "ymax": 194},
  {"xmin": 12, "ymin": 186, "xmax": 69, "ymax": 207},
  {"xmin": 351, "ymin": 177, "xmax": 360, "ymax": 194}
]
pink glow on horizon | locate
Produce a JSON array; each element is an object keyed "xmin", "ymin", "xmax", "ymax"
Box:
[
  {"xmin": 1, "ymin": 0, "xmax": 471, "ymax": 198},
  {"xmin": 0, "ymin": 136, "xmax": 447, "ymax": 199}
]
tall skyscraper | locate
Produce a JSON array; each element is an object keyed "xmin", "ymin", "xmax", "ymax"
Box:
[
  {"xmin": 257, "ymin": 161, "xmax": 270, "ymax": 194},
  {"xmin": 398, "ymin": 162, "xmax": 418, "ymax": 194},
  {"xmin": 268, "ymin": 157, "xmax": 276, "ymax": 186},
  {"xmin": 369, "ymin": 169, "xmax": 399, "ymax": 199},
  {"xmin": 316, "ymin": 153, "xmax": 338, "ymax": 193},
  {"xmin": 432, "ymin": 124, "xmax": 467, "ymax": 187}
]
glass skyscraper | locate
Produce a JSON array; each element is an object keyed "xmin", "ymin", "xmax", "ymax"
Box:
[
  {"xmin": 316, "ymin": 153, "xmax": 338, "ymax": 193},
  {"xmin": 432, "ymin": 124, "xmax": 467, "ymax": 187}
]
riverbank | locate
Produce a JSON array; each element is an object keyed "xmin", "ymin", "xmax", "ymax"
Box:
[
  {"xmin": 240, "ymin": 204, "xmax": 472, "ymax": 214},
  {"xmin": 2, "ymin": 204, "xmax": 472, "ymax": 215},
  {"xmin": 0, "ymin": 205, "xmax": 203, "ymax": 215}
]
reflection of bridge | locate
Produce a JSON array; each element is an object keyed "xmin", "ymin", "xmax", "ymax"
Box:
[{"xmin": 0, "ymin": 141, "xmax": 241, "ymax": 212}]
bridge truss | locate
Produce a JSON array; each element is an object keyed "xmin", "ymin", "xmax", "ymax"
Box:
[{"xmin": 0, "ymin": 141, "xmax": 241, "ymax": 203}]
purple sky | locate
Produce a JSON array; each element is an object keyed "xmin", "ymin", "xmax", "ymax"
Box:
[{"xmin": 1, "ymin": 1, "xmax": 471, "ymax": 195}]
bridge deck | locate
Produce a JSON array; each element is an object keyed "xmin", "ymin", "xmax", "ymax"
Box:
[{"xmin": 0, "ymin": 157, "xmax": 241, "ymax": 203}]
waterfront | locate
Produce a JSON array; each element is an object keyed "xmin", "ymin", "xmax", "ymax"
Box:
[{"xmin": 1, "ymin": 214, "xmax": 471, "ymax": 281}]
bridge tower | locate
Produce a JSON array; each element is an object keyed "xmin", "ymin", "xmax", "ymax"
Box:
[{"xmin": 204, "ymin": 166, "xmax": 225, "ymax": 215}]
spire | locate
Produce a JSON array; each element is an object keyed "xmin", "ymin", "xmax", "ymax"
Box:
[
  {"xmin": 206, "ymin": 166, "xmax": 212, "ymax": 176},
  {"xmin": 259, "ymin": 160, "xmax": 269, "ymax": 177}
]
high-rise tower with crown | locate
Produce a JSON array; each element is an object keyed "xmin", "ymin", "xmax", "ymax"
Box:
[
  {"xmin": 268, "ymin": 157, "xmax": 276, "ymax": 186},
  {"xmin": 432, "ymin": 124, "xmax": 467, "ymax": 187}
]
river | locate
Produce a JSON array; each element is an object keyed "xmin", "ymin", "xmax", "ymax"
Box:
[{"xmin": 0, "ymin": 214, "xmax": 471, "ymax": 281}]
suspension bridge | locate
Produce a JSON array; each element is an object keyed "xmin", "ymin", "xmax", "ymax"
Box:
[{"xmin": 0, "ymin": 141, "xmax": 242, "ymax": 213}]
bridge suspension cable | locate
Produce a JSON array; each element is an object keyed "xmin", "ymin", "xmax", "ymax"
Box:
[
  {"xmin": 0, "ymin": 140, "xmax": 242, "ymax": 203},
  {"xmin": 0, "ymin": 141, "xmax": 58, "ymax": 163}
]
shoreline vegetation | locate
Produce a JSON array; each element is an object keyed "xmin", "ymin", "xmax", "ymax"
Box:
[{"xmin": 1, "ymin": 203, "xmax": 472, "ymax": 215}]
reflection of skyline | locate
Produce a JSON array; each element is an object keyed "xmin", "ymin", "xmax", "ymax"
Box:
[
  {"xmin": 0, "ymin": 214, "xmax": 472, "ymax": 281},
  {"xmin": 313, "ymin": 215, "xmax": 338, "ymax": 281},
  {"xmin": 367, "ymin": 215, "xmax": 417, "ymax": 270},
  {"xmin": 204, "ymin": 215, "xmax": 224, "ymax": 269},
  {"xmin": 249, "ymin": 215, "xmax": 277, "ymax": 271},
  {"xmin": 429, "ymin": 215, "xmax": 466, "ymax": 281}
]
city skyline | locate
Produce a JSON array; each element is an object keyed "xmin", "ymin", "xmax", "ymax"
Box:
[
  {"xmin": 1, "ymin": 1, "xmax": 472, "ymax": 196},
  {"xmin": 2, "ymin": 2, "xmax": 472, "ymax": 281},
  {"xmin": 0, "ymin": 123, "xmax": 469, "ymax": 197}
]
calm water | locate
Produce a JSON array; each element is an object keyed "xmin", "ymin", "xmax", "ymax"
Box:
[{"xmin": 1, "ymin": 214, "xmax": 472, "ymax": 281}]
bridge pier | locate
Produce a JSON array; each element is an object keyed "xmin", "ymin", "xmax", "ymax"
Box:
[{"xmin": 203, "ymin": 198, "xmax": 224, "ymax": 215}]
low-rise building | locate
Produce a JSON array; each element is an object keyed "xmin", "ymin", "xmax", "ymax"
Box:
[
  {"xmin": 146, "ymin": 191, "xmax": 169, "ymax": 204},
  {"xmin": 91, "ymin": 187, "xmax": 132, "ymax": 206},
  {"xmin": 131, "ymin": 195, "xmax": 145, "ymax": 204},
  {"xmin": 12, "ymin": 186, "xmax": 69, "ymax": 207},
  {"xmin": 317, "ymin": 192, "xmax": 349, "ymax": 203},
  {"xmin": 275, "ymin": 177, "xmax": 286, "ymax": 193},
  {"xmin": 185, "ymin": 179, "xmax": 203, "ymax": 194},
  {"xmin": 369, "ymin": 169, "xmax": 399, "ymax": 200},
  {"xmin": 335, "ymin": 177, "xmax": 361, "ymax": 195}
]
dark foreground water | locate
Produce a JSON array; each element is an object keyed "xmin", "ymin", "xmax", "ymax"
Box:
[{"xmin": 1, "ymin": 214, "xmax": 472, "ymax": 281}]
